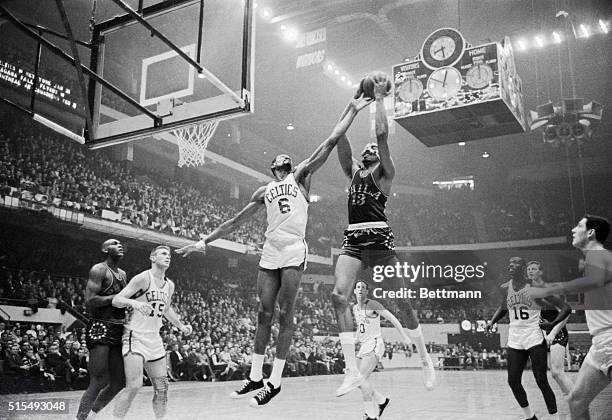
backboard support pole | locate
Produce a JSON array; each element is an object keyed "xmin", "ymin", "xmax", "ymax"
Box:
[{"xmin": 55, "ymin": 0, "xmax": 94, "ymax": 138}]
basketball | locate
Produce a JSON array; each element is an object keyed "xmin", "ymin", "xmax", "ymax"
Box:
[{"xmin": 356, "ymin": 71, "xmax": 392, "ymax": 99}]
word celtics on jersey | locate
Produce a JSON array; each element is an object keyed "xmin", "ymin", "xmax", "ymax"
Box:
[
  {"xmin": 506, "ymin": 282, "xmax": 541, "ymax": 326},
  {"xmin": 264, "ymin": 173, "xmax": 308, "ymax": 243},
  {"xmin": 125, "ymin": 271, "xmax": 171, "ymax": 333}
]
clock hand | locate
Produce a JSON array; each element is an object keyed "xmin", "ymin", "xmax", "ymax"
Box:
[
  {"xmin": 478, "ymin": 65, "xmax": 482, "ymax": 79},
  {"xmin": 442, "ymin": 70, "xmax": 448, "ymax": 88},
  {"xmin": 430, "ymin": 77, "xmax": 444, "ymax": 84},
  {"xmin": 434, "ymin": 46, "xmax": 446, "ymax": 57}
]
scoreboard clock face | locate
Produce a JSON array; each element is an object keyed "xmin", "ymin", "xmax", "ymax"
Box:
[
  {"xmin": 421, "ymin": 27, "xmax": 466, "ymax": 69},
  {"xmin": 427, "ymin": 67, "xmax": 462, "ymax": 100},
  {"xmin": 398, "ymin": 78, "xmax": 424, "ymax": 103},
  {"xmin": 466, "ymin": 64, "xmax": 493, "ymax": 89}
]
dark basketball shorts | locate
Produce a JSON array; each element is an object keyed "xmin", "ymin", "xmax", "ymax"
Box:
[
  {"xmin": 86, "ymin": 319, "xmax": 124, "ymax": 349},
  {"xmin": 549, "ymin": 328, "xmax": 569, "ymax": 348},
  {"xmin": 341, "ymin": 226, "xmax": 396, "ymax": 267}
]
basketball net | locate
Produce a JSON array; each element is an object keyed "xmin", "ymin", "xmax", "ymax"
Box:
[{"xmin": 172, "ymin": 120, "xmax": 219, "ymax": 167}]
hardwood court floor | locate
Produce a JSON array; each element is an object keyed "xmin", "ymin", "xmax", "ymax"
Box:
[{"xmin": 1, "ymin": 370, "xmax": 610, "ymax": 420}]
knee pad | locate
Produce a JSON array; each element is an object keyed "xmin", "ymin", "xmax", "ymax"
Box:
[{"xmin": 151, "ymin": 376, "xmax": 169, "ymax": 403}]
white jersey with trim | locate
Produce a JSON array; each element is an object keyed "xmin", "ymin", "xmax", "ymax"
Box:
[
  {"xmin": 263, "ymin": 173, "xmax": 308, "ymax": 245},
  {"xmin": 124, "ymin": 270, "xmax": 172, "ymax": 333},
  {"xmin": 353, "ymin": 300, "xmax": 382, "ymax": 344},
  {"xmin": 584, "ymin": 249, "xmax": 612, "ymax": 337},
  {"xmin": 506, "ymin": 281, "xmax": 542, "ymax": 331}
]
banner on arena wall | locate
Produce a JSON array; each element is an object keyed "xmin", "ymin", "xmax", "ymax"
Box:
[
  {"xmin": 296, "ymin": 27, "xmax": 327, "ymax": 69},
  {"xmin": 101, "ymin": 209, "xmax": 121, "ymax": 221}
]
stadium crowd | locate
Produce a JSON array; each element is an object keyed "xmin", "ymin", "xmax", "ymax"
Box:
[{"xmin": 2, "ymin": 116, "xmax": 610, "ymax": 258}]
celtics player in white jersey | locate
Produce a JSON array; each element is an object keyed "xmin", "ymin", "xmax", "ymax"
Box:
[
  {"xmin": 526, "ymin": 260, "xmax": 573, "ymax": 396},
  {"xmin": 528, "ymin": 215, "xmax": 612, "ymax": 419},
  {"xmin": 110, "ymin": 245, "xmax": 192, "ymax": 419},
  {"xmin": 487, "ymin": 257, "xmax": 568, "ymax": 420},
  {"xmin": 352, "ymin": 281, "xmax": 413, "ymax": 419},
  {"xmin": 176, "ymin": 94, "xmax": 372, "ymax": 407}
]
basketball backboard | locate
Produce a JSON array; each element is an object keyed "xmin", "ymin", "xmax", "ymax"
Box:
[
  {"xmin": 89, "ymin": 0, "xmax": 254, "ymax": 148},
  {"xmin": 0, "ymin": 0, "xmax": 253, "ymax": 149}
]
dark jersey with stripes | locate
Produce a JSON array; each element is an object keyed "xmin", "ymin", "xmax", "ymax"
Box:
[
  {"xmin": 89, "ymin": 263, "xmax": 127, "ymax": 321},
  {"xmin": 347, "ymin": 170, "xmax": 387, "ymax": 224}
]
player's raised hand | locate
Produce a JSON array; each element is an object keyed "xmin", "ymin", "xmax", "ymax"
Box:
[
  {"xmin": 350, "ymin": 93, "xmax": 374, "ymax": 112},
  {"xmin": 175, "ymin": 242, "xmax": 205, "ymax": 258}
]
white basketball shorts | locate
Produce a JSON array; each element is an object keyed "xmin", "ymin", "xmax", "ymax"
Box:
[
  {"xmin": 122, "ymin": 329, "xmax": 165, "ymax": 362},
  {"xmin": 584, "ymin": 330, "xmax": 612, "ymax": 378},
  {"xmin": 507, "ymin": 327, "xmax": 545, "ymax": 350},
  {"xmin": 357, "ymin": 338, "xmax": 385, "ymax": 360},
  {"xmin": 259, "ymin": 239, "xmax": 308, "ymax": 270}
]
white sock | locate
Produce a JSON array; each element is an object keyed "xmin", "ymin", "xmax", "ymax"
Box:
[
  {"xmin": 363, "ymin": 400, "xmax": 377, "ymax": 418},
  {"xmin": 268, "ymin": 358, "xmax": 285, "ymax": 388},
  {"xmin": 407, "ymin": 326, "xmax": 430, "ymax": 363},
  {"xmin": 249, "ymin": 353, "xmax": 265, "ymax": 381},
  {"xmin": 339, "ymin": 332, "xmax": 358, "ymax": 371},
  {"xmin": 372, "ymin": 390, "xmax": 386, "ymax": 405},
  {"xmin": 521, "ymin": 405, "xmax": 534, "ymax": 418}
]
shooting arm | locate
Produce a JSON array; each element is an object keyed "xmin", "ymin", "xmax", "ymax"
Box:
[
  {"xmin": 337, "ymin": 135, "xmax": 358, "ymax": 179},
  {"xmin": 374, "ymin": 97, "xmax": 395, "ymax": 179}
]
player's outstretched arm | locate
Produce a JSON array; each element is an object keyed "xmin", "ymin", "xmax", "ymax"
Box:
[
  {"xmin": 84, "ymin": 264, "xmax": 114, "ymax": 309},
  {"xmin": 295, "ymin": 95, "xmax": 372, "ymax": 181},
  {"xmin": 529, "ymin": 257, "xmax": 610, "ymax": 298},
  {"xmin": 112, "ymin": 273, "xmax": 153, "ymax": 315},
  {"xmin": 540, "ymin": 295, "xmax": 572, "ymax": 328},
  {"xmin": 373, "ymin": 81, "xmax": 395, "ymax": 181},
  {"xmin": 540, "ymin": 296, "xmax": 571, "ymax": 344},
  {"xmin": 175, "ymin": 186, "xmax": 266, "ymax": 257}
]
